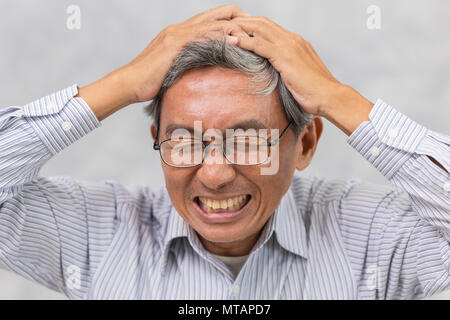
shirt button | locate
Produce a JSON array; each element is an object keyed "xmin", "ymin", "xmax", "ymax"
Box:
[
  {"xmin": 369, "ymin": 146, "xmax": 380, "ymax": 157},
  {"xmin": 232, "ymin": 285, "xmax": 240, "ymax": 295},
  {"xmin": 61, "ymin": 121, "xmax": 72, "ymax": 131},
  {"xmin": 387, "ymin": 128, "xmax": 398, "ymax": 139},
  {"xmin": 444, "ymin": 182, "xmax": 450, "ymax": 192}
]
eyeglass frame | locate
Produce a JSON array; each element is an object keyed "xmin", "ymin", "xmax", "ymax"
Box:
[{"xmin": 153, "ymin": 121, "xmax": 292, "ymax": 168}]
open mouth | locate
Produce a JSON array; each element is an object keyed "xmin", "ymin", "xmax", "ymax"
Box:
[{"xmin": 193, "ymin": 194, "xmax": 252, "ymax": 222}]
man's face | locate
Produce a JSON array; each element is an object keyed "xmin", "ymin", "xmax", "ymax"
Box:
[{"xmin": 155, "ymin": 67, "xmax": 304, "ymax": 256}]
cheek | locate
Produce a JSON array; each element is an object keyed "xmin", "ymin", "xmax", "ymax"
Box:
[
  {"xmin": 269, "ymin": 148, "xmax": 299, "ymax": 195},
  {"xmin": 282, "ymin": 149, "xmax": 300, "ymax": 173},
  {"xmin": 162, "ymin": 166, "xmax": 193, "ymax": 202}
]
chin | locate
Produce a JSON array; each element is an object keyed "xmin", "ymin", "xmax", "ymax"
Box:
[{"xmin": 195, "ymin": 224, "xmax": 249, "ymax": 243}]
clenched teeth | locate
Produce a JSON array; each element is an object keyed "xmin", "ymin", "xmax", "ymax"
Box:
[{"xmin": 198, "ymin": 195, "xmax": 248, "ymax": 212}]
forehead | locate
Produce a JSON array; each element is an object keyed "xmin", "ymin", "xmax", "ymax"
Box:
[{"xmin": 159, "ymin": 67, "xmax": 285, "ymax": 133}]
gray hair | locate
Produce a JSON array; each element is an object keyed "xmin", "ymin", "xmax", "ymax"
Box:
[{"xmin": 144, "ymin": 37, "xmax": 312, "ymax": 140}]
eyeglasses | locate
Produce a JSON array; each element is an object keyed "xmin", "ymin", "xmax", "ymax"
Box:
[{"xmin": 153, "ymin": 122, "xmax": 292, "ymax": 168}]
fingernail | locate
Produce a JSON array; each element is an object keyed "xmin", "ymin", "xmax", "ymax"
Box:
[{"xmin": 226, "ymin": 35, "xmax": 238, "ymax": 45}]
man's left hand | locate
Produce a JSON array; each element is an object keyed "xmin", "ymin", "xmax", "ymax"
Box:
[{"xmin": 231, "ymin": 16, "xmax": 374, "ymax": 135}]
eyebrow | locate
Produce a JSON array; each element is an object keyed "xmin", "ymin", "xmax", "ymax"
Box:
[{"xmin": 164, "ymin": 119, "xmax": 269, "ymax": 138}]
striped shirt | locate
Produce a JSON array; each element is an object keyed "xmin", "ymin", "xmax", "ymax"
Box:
[{"xmin": 0, "ymin": 85, "xmax": 449, "ymax": 299}]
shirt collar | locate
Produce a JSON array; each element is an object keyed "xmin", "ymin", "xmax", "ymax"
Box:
[
  {"xmin": 161, "ymin": 186, "xmax": 309, "ymax": 261},
  {"xmin": 271, "ymin": 189, "xmax": 308, "ymax": 259},
  {"xmin": 162, "ymin": 205, "xmax": 190, "ymax": 249}
]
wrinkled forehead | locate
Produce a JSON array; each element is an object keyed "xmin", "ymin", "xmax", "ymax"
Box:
[{"xmin": 159, "ymin": 67, "xmax": 285, "ymax": 137}]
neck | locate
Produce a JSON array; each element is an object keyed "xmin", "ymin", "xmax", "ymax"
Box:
[{"xmin": 198, "ymin": 230, "xmax": 262, "ymax": 257}]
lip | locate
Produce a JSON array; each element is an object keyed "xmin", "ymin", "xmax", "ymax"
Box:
[{"xmin": 193, "ymin": 195, "xmax": 251, "ymax": 223}]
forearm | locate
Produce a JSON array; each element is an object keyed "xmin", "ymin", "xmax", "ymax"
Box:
[{"xmin": 76, "ymin": 68, "xmax": 136, "ymax": 122}]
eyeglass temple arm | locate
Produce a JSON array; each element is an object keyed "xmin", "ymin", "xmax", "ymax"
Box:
[
  {"xmin": 267, "ymin": 122, "xmax": 292, "ymax": 147},
  {"xmin": 153, "ymin": 129, "xmax": 160, "ymax": 150}
]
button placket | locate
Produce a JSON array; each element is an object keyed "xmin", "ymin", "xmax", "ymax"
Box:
[{"xmin": 231, "ymin": 284, "xmax": 240, "ymax": 297}]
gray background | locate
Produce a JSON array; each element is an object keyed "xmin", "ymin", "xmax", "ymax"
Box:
[{"xmin": 0, "ymin": 0, "xmax": 448, "ymax": 299}]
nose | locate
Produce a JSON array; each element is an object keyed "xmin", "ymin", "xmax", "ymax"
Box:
[{"xmin": 196, "ymin": 145, "xmax": 236, "ymax": 190}]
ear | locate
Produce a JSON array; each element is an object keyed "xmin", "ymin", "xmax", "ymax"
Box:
[
  {"xmin": 150, "ymin": 124, "xmax": 158, "ymax": 141},
  {"xmin": 295, "ymin": 117, "xmax": 323, "ymax": 171}
]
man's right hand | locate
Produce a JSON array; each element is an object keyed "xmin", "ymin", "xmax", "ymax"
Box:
[{"xmin": 77, "ymin": 4, "xmax": 248, "ymax": 121}]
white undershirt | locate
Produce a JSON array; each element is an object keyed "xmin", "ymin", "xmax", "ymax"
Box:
[{"xmin": 213, "ymin": 254, "xmax": 249, "ymax": 278}]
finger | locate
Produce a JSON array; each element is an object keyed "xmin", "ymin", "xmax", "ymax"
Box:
[
  {"xmin": 234, "ymin": 34, "xmax": 274, "ymax": 60},
  {"xmin": 210, "ymin": 4, "xmax": 249, "ymax": 20},
  {"xmin": 233, "ymin": 16, "xmax": 285, "ymax": 33},
  {"xmin": 229, "ymin": 17, "xmax": 280, "ymax": 43},
  {"xmin": 201, "ymin": 30, "xmax": 240, "ymax": 46},
  {"xmin": 186, "ymin": 21, "xmax": 244, "ymax": 46},
  {"xmin": 198, "ymin": 20, "xmax": 245, "ymax": 37},
  {"xmin": 191, "ymin": 4, "xmax": 249, "ymax": 23}
]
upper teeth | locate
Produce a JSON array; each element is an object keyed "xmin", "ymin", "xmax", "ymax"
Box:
[{"xmin": 199, "ymin": 195, "xmax": 247, "ymax": 210}]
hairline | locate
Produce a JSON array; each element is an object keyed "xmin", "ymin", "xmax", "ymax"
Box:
[{"xmin": 144, "ymin": 38, "xmax": 312, "ymax": 140}]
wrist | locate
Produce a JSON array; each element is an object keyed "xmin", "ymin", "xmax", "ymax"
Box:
[
  {"xmin": 77, "ymin": 69, "xmax": 135, "ymax": 121},
  {"xmin": 321, "ymin": 84, "xmax": 374, "ymax": 136}
]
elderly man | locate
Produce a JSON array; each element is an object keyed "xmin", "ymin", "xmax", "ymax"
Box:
[{"xmin": 0, "ymin": 5, "xmax": 448, "ymax": 299}]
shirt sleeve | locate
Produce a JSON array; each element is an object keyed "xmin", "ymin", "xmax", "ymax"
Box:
[
  {"xmin": 347, "ymin": 99, "xmax": 450, "ymax": 299},
  {"xmin": 0, "ymin": 86, "xmax": 117, "ymax": 298}
]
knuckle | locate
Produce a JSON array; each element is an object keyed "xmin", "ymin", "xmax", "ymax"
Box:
[
  {"xmin": 162, "ymin": 25, "xmax": 178, "ymax": 44},
  {"xmin": 164, "ymin": 24, "xmax": 176, "ymax": 35},
  {"xmin": 292, "ymin": 37, "xmax": 302, "ymax": 48},
  {"xmin": 223, "ymin": 26, "xmax": 234, "ymax": 35},
  {"xmin": 227, "ymin": 3, "xmax": 241, "ymax": 11}
]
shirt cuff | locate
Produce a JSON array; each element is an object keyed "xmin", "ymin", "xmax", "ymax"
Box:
[
  {"xmin": 346, "ymin": 99, "xmax": 435, "ymax": 180},
  {"xmin": 23, "ymin": 85, "xmax": 101, "ymax": 155}
]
